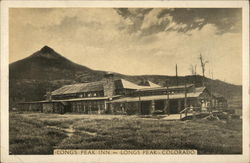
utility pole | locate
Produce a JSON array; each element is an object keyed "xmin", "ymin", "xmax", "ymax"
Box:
[
  {"xmin": 176, "ymin": 64, "xmax": 178, "ymax": 86},
  {"xmin": 194, "ymin": 64, "xmax": 197, "ymax": 86},
  {"xmin": 166, "ymin": 81, "xmax": 170, "ymax": 115},
  {"xmin": 210, "ymin": 68, "xmax": 214, "ymax": 111},
  {"xmin": 184, "ymin": 77, "xmax": 187, "ymax": 117},
  {"xmin": 138, "ymin": 90, "xmax": 141, "ymax": 114}
]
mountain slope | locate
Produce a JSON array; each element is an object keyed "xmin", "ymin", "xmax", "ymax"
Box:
[
  {"xmin": 9, "ymin": 46, "xmax": 242, "ymax": 108},
  {"xmin": 10, "ymin": 46, "xmax": 105, "ymax": 81},
  {"xmin": 9, "ymin": 46, "xmax": 106, "ymax": 104}
]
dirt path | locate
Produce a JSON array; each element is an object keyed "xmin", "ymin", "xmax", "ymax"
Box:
[{"xmin": 46, "ymin": 125, "xmax": 97, "ymax": 137}]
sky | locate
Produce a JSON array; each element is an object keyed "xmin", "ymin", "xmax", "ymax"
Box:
[{"xmin": 9, "ymin": 8, "xmax": 242, "ymax": 85}]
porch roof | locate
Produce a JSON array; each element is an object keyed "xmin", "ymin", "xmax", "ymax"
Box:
[
  {"xmin": 109, "ymin": 87, "xmax": 205, "ymax": 103},
  {"xmin": 19, "ymin": 95, "xmax": 120, "ymax": 104}
]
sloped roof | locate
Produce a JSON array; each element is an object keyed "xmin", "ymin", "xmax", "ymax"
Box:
[
  {"xmin": 148, "ymin": 81, "xmax": 161, "ymax": 88},
  {"xmin": 109, "ymin": 87, "xmax": 206, "ymax": 103},
  {"xmin": 137, "ymin": 84, "xmax": 195, "ymax": 92},
  {"xmin": 51, "ymin": 79, "xmax": 195, "ymax": 96},
  {"xmin": 212, "ymin": 92, "xmax": 227, "ymax": 101},
  {"xmin": 194, "ymin": 87, "xmax": 206, "ymax": 93},
  {"xmin": 168, "ymin": 84, "xmax": 194, "ymax": 89},
  {"xmin": 115, "ymin": 79, "xmax": 150, "ymax": 90},
  {"xmin": 52, "ymin": 79, "xmax": 147, "ymax": 96},
  {"xmin": 212, "ymin": 92, "xmax": 224, "ymax": 98},
  {"xmin": 52, "ymin": 81, "xmax": 104, "ymax": 95}
]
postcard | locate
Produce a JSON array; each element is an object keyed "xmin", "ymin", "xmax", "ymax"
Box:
[{"xmin": 1, "ymin": 1, "xmax": 249, "ymax": 163}]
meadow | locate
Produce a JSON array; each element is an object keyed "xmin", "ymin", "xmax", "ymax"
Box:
[{"xmin": 9, "ymin": 112, "xmax": 242, "ymax": 155}]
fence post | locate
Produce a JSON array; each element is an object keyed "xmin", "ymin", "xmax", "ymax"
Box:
[{"xmin": 193, "ymin": 109, "xmax": 196, "ymax": 120}]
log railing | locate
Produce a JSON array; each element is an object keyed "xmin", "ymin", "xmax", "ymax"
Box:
[{"xmin": 179, "ymin": 106, "xmax": 206, "ymax": 119}]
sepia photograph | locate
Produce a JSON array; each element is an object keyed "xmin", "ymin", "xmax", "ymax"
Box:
[{"xmin": 1, "ymin": 1, "xmax": 249, "ymax": 163}]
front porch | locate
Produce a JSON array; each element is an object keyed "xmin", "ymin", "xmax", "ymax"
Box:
[{"xmin": 108, "ymin": 97, "xmax": 211, "ymax": 118}]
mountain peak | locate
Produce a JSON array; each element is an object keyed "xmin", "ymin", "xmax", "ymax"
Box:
[
  {"xmin": 40, "ymin": 45, "xmax": 54, "ymax": 53},
  {"xmin": 29, "ymin": 45, "xmax": 64, "ymax": 60}
]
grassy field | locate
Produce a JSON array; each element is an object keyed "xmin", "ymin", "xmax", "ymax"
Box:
[{"xmin": 9, "ymin": 112, "xmax": 242, "ymax": 155}]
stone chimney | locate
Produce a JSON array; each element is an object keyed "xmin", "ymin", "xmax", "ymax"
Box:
[{"xmin": 103, "ymin": 72, "xmax": 115, "ymax": 98}]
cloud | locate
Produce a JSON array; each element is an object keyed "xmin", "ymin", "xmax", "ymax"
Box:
[
  {"xmin": 9, "ymin": 8, "xmax": 242, "ymax": 85},
  {"xmin": 140, "ymin": 9, "xmax": 173, "ymax": 36},
  {"xmin": 141, "ymin": 9, "xmax": 163, "ymax": 29},
  {"xmin": 115, "ymin": 8, "xmax": 242, "ymax": 36},
  {"xmin": 115, "ymin": 8, "xmax": 152, "ymax": 34}
]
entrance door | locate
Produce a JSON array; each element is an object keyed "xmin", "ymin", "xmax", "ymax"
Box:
[{"xmin": 141, "ymin": 101, "xmax": 151, "ymax": 115}]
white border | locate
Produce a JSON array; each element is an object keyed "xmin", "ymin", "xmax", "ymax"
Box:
[{"xmin": 1, "ymin": 1, "xmax": 249, "ymax": 163}]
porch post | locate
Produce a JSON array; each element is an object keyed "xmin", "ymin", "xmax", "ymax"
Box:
[
  {"xmin": 137, "ymin": 101, "xmax": 141, "ymax": 114},
  {"xmin": 151, "ymin": 100, "xmax": 155, "ymax": 114},
  {"xmin": 125, "ymin": 102, "xmax": 128, "ymax": 114},
  {"xmin": 178, "ymin": 99, "xmax": 181, "ymax": 113},
  {"xmin": 164, "ymin": 99, "xmax": 169, "ymax": 115},
  {"xmin": 98, "ymin": 103, "xmax": 101, "ymax": 114},
  {"xmin": 110, "ymin": 103, "xmax": 114, "ymax": 114},
  {"xmin": 104, "ymin": 101, "xmax": 107, "ymax": 111},
  {"xmin": 83, "ymin": 102, "xmax": 86, "ymax": 113}
]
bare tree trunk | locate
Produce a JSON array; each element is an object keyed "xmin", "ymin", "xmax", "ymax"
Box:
[{"xmin": 199, "ymin": 53, "xmax": 208, "ymax": 86}]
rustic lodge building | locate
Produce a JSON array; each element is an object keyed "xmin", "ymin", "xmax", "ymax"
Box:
[{"xmin": 18, "ymin": 73, "xmax": 226, "ymax": 115}]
